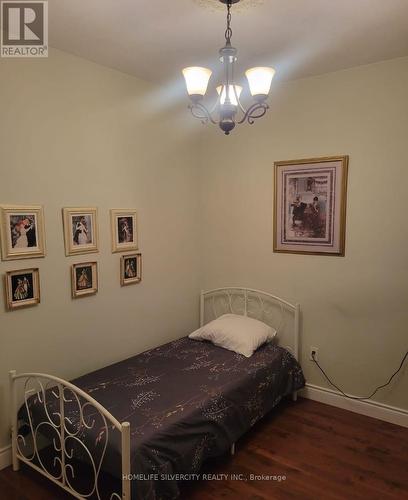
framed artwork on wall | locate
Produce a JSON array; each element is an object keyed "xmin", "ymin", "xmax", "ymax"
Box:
[
  {"xmin": 110, "ymin": 209, "xmax": 138, "ymax": 253},
  {"xmin": 120, "ymin": 253, "xmax": 142, "ymax": 286},
  {"xmin": 274, "ymin": 156, "xmax": 348, "ymax": 256},
  {"xmin": 5, "ymin": 268, "xmax": 40, "ymax": 310},
  {"xmin": 71, "ymin": 262, "xmax": 98, "ymax": 298},
  {"xmin": 62, "ymin": 207, "xmax": 99, "ymax": 256},
  {"xmin": 0, "ymin": 205, "xmax": 46, "ymax": 260}
]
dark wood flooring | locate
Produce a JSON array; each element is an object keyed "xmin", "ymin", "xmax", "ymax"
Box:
[{"xmin": 1, "ymin": 398, "xmax": 407, "ymax": 499}]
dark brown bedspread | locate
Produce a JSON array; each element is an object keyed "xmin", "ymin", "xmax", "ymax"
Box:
[{"xmin": 20, "ymin": 337, "xmax": 305, "ymax": 499}]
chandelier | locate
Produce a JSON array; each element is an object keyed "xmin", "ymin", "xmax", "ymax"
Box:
[{"xmin": 182, "ymin": 0, "xmax": 275, "ymax": 135}]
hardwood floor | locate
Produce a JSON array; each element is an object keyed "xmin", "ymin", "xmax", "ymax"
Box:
[{"xmin": 1, "ymin": 398, "xmax": 407, "ymax": 499}]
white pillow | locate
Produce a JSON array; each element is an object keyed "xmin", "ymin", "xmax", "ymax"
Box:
[{"xmin": 189, "ymin": 313, "xmax": 276, "ymax": 358}]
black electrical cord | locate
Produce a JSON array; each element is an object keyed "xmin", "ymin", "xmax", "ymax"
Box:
[{"xmin": 311, "ymin": 350, "xmax": 408, "ymax": 401}]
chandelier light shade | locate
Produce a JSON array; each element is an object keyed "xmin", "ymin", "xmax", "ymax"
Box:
[
  {"xmin": 216, "ymin": 84, "xmax": 243, "ymax": 106},
  {"xmin": 182, "ymin": 0, "xmax": 276, "ymax": 135},
  {"xmin": 245, "ymin": 67, "xmax": 276, "ymax": 99},
  {"xmin": 182, "ymin": 67, "xmax": 213, "ymax": 98}
]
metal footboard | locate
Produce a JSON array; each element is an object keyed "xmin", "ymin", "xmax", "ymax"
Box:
[{"xmin": 9, "ymin": 370, "xmax": 131, "ymax": 500}]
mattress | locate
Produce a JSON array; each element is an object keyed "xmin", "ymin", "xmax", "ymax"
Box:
[{"xmin": 19, "ymin": 336, "xmax": 305, "ymax": 499}]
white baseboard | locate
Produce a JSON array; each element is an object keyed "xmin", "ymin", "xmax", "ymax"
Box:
[
  {"xmin": 301, "ymin": 383, "xmax": 408, "ymax": 428},
  {"xmin": 0, "ymin": 445, "xmax": 11, "ymax": 471}
]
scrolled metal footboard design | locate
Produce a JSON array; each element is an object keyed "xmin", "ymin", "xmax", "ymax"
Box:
[{"xmin": 9, "ymin": 371, "xmax": 131, "ymax": 500}]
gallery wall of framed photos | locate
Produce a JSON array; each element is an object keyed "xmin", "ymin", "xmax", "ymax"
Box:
[{"xmin": 0, "ymin": 205, "xmax": 142, "ymax": 311}]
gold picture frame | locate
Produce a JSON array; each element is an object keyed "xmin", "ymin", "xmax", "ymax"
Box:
[
  {"xmin": 5, "ymin": 268, "xmax": 40, "ymax": 310},
  {"xmin": 274, "ymin": 156, "xmax": 348, "ymax": 256},
  {"xmin": 62, "ymin": 207, "xmax": 99, "ymax": 256},
  {"xmin": 110, "ymin": 209, "xmax": 138, "ymax": 253},
  {"xmin": 120, "ymin": 253, "xmax": 142, "ymax": 286},
  {"xmin": 71, "ymin": 262, "xmax": 98, "ymax": 298},
  {"xmin": 0, "ymin": 205, "xmax": 46, "ymax": 261}
]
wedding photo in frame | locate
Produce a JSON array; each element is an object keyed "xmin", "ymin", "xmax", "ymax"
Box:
[
  {"xmin": 274, "ymin": 156, "xmax": 348, "ymax": 256},
  {"xmin": 5, "ymin": 268, "xmax": 40, "ymax": 310},
  {"xmin": 0, "ymin": 205, "xmax": 46, "ymax": 261},
  {"xmin": 63, "ymin": 207, "xmax": 99, "ymax": 256},
  {"xmin": 71, "ymin": 262, "xmax": 98, "ymax": 298},
  {"xmin": 120, "ymin": 253, "xmax": 142, "ymax": 286},
  {"xmin": 110, "ymin": 209, "xmax": 138, "ymax": 253}
]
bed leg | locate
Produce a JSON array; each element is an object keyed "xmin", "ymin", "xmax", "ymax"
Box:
[
  {"xmin": 121, "ymin": 422, "xmax": 131, "ymax": 499},
  {"xmin": 292, "ymin": 391, "xmax": 298, "ymax": 402},
  {"xmin": 230, "ymin": 443, "xmax": 235, "ymax": 456},
  {"xmin": 9, "ymin": 370, "xmax": 20, "ymax": 472},
  {"xmin": 12, "ymin": 432, "xmax": 20, "ymax": 472}
]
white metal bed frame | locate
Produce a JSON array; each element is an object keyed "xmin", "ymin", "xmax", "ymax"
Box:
[{"xmin": 9, "ymin": 287, "xmax": 300, "ymax": 499}]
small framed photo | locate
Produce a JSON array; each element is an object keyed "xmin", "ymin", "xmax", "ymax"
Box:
[
  {"xmin": 5, "ymin": 268, "xmax": 40, "ymax": 310},
  {"xmin": 71, "ymin": 262, "xmax": 98, "ymax": 298},
  {"xmin": 111, "ymin": 209, "xmax": 138, "ymax": 253},
  {"xmin": 63, "ymin": 208, "xmax": 99, "ymax": 256},
  {"xmin": 274, "ymin": 156, "xmax": 348, "ymax": 256},
  {"xmin": 121, "ymin": 253, "xmax": 142, "ymax": 286},
  {"xmin": 0, "ymin": 205, "xmax": 46, "ymax": 261}
]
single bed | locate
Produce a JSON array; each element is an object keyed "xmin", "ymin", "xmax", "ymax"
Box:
[{"xmin": 10, "ymin": 287, "xmax": 305, "ymax": 500}]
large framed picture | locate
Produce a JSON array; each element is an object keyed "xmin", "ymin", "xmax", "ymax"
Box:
[
  {"xmin": 5, "ymin": 268, "xmax": 40, "ymax": 310},
  {"xmin": 0, "ymin": 205, "xmax": 46, "ymax": 260},
  {"xmin": 63, "ymin": 208, "xmax": 99, "ymax": 256},
  {"xmin": 274, "ymin": 156, "xmax": 348, "ymax": 256},
  {"xmin": 110, "ymin": 209, "xmax": 138, "ymax": 253},
  {"xmin": 71, "ymin": 262, "xmax": 98, "ymax": 298},
  {"xmin": 120, "ymin": 253, "xmax": 142, "ymax": 286}
]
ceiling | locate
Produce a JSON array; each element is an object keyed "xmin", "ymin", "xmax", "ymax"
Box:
[{"xmin": 49, "ymin": 0, "xmax": 408, "ymax": 84}]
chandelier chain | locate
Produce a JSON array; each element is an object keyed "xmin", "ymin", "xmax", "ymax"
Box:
[{"xmin": 224, "ymin": 0, "xmax": 233, "ymax": 45}]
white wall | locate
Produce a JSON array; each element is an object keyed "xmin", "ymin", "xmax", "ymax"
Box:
[
  {"xmin": 198, "ymin": 57, "xmax": 408, "ymax": 410},
  {"xmin": 0, "ymin": 49, "xmax": 201, "ymax": 448}
]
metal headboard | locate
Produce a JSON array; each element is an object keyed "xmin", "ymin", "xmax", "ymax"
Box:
[{"xmin": 200, "ymin": 287, "xmax": 300, "ymax": 361}]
